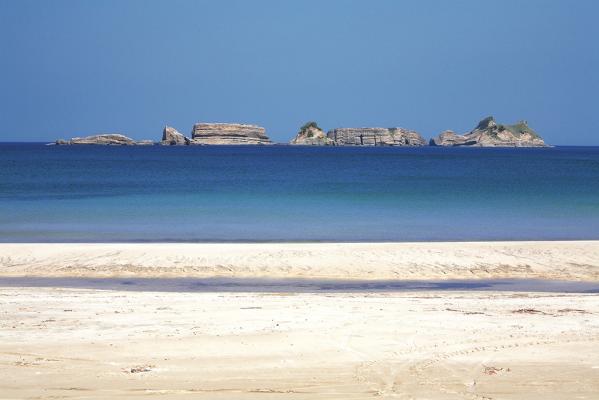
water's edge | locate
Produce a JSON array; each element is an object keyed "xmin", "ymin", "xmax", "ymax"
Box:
[{"xmin": 1, "ymin": 277, "xmax": 597, "ymax": 293}]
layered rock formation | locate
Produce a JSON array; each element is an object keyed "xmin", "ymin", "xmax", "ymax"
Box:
[
  {"xmin": 161, "ymin": 126, "xmax": 189, "ymax": 145},
  {"xmin": 327, "ymin": 128, "xmax": 426, "ymax": 146},
  {"xmin": 429, "ymin": 130, "xmax": 471, "ymax": 146},
  {"xmin": 289, "ymin": 122, "xmax": 332, "ymax": 145},
  {"xmin": 430, "ymin": 117, "xmax": 547, "ymax": 147},
  {"xmin": 55, "ymin": 134, "xmax": 143, "ymax": 145},
  {"xmin": 190, "ymin": 123, "xmax": 271, "ymax": 145},
  {"xmin": 51, "ymin": 117, "xmax": 549, "ymax": 148}
]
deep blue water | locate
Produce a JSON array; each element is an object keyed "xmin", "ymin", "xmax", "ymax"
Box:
[{"xmin": 1, "ymin": 143, "xmax": 598, "ymax": 242}]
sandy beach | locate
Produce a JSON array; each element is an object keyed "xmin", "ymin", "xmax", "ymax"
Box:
[
  {"xmin": 1, "ymin": 288, "xmax": 598, "ymax": 399},
  {"xmin": 1, "ymin": 241, "xmax": 598, "ymax": 399},
  {"xmin": 1, "ymin": 241, "xmax": 599, "ymax": 281}
]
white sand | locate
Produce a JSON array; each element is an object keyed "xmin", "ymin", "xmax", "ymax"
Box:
[
  {"xmin": 1, "ymin": 241, "xmax": 598, "ymax": 280},
  {"xmin": 1, "ymin": 241, "xmax": 599, "ymax": 398},
  {"xmin": 0, "ymin": 288, "xmax": 598, "ymax": 399}
]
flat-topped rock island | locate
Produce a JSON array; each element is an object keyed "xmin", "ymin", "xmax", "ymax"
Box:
[
  {"xmin": 190, "ymin": 123, "xmax": 272, "ymax": 145},
  {"xmin": 54, "ymin": 123, "xmax": 273, "ymax": 146},
  {"xmin": 327, "ymin": 127, "xmax": 427, "ymax": 146},
  {"xmin": 51, "ymin": 116, "xmax": 549, "ymax": 147}
]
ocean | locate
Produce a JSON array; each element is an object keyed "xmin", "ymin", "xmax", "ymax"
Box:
[{"xmin": 1, "ymin": 143, "xmax": 598, "ymax": 242}]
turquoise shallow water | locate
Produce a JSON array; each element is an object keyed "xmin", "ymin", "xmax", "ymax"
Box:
[{"xmin": 1, "ymin": 144, "xmax": 598, "ymax": 242}]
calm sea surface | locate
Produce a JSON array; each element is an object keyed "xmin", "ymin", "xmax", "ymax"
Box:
[{"xmin": 1, "ymin": 144, "xmax": 598, "ymax": 242}]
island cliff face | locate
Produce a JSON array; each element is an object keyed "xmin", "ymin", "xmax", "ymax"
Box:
[
  {"xmin": 52, "ymin": 117, "xmax": 549, "ymax": 147},
  {"xmin": 326, "ymin": 128, "xmax": 426, "ymax": 146},
  {"xmin": 290, "ymin": 122, "xmax": 332, "ymax": 145},
  {"xmin": 190, "ymin": 123, "xmax": 271, "ymax": 145},
  {"xmin": 161, "ymin": 126, "xmax": 189, "ymax": 145},
  {"xmin": 55, "ymin": 134, "xmax": 141, "ymax": 145},
  {"xmin": 430, "ymin": 117, "xmax": 547, "ymax": 147}
]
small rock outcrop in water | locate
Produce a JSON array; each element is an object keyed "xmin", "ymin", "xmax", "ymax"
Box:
[
  {"xmin": 326, "ymin": 127, "xmax": 426, "ymax": 146},
  {"xmin": 190, "ymin": 123, "xmax": 272, "ymax": 145},
  {"xmin": 161, "ymin": 126, "xmax": 190, "ymax": 145},
  {"xmin": 290, "ymin": 121, "xmax": 332, "ymax": 145},
  {"xmin": 54, "ymin": 134, "xmax": 144, "ymax": 145},
  {"xmin": 429, "ymin": 130, "xmax": 466, "ymax": 146},
  {"xmin": 430, "ymin": 116, "xmax": 547, "ymax": 147}
]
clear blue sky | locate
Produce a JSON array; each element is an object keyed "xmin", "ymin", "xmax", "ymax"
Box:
[{"xmin": 1, "ymin": 0, "xmax": 598, "ymax": 144}]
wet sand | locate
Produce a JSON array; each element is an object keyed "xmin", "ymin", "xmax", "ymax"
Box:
[{"xmin": 1, "ymin": 276, "xmax": 598, "ymax": 293}]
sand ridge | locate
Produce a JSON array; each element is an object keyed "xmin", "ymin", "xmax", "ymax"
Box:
[{"xmin": 1, "ymin": 241, "xmax": 598, "ymax": 281}]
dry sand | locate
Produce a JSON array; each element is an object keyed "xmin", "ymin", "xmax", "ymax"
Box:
[
  {"xmin": 1, "ymin": 242, "xmax": 599, "ymax": 399},
  {"xmin": 1, "ymin": 241, "xmax": 599, "ymax": 281},
  {"xmin": 1, "ymin": 288, "xmax": 598, "ymax": 399}
]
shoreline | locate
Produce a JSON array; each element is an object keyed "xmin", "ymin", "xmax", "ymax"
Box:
[
  {"xmin": 1, "ymin": 276, "xmax": 598, "ymax": 293},
  {"xmin": 2, "ymin": 241, "xmax": 598, "ymax": 398},
  {"xmin": 1, "ymin": 240, "xmax": 598, "ymax": 281}
]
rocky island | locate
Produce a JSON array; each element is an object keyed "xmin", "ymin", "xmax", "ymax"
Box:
[
  {"xmin": 326, "ymin": 127, "xmax": 426, "ymax": 146},
  {"xmin": 160, "ymin": 126, "xmax": 190, "ymax": 145},
  {"xmin": 430, "ymin": 116, "xmax": 547, "ymax": 147},
  {"xmin": 190, "ymin": 123, "xmax": 271, "ymax": 145},
  {"xmin": 52, "ymin": 117, "xmax": 548, "ymax": 147},
  {"xmin": 54, "ymin": 134, "xmax": 152, "ymax": 146},
  {"xmin": 289, "ymin": 122, "xmax": 332, "ymax": 145}
]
